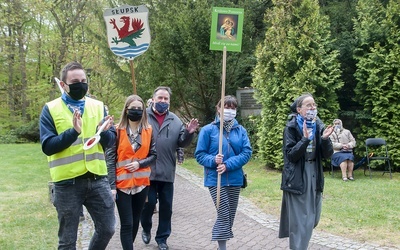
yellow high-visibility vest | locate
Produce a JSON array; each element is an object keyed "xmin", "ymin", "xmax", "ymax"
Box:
[{"xmin": 46, "ymin": 97, "xmax": 107, "ymax": 182}]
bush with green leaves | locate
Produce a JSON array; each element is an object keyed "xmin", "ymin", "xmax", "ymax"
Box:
[
  {"xmin": 14, "ymin": 120, "xmax": 40, "ymax": 143},
  {"xmin": 252, "ymin": 0, "xmax": 343, "ymax": 168},
  {"xmin": 237, "ymin": 114, "xmax": 260, "ymax": 155},
  {"xmin": 0, "ymin": 131, "xmax": 19, "ymax": 144},
  {"xmin": 354, "ymin": 0, "xmax": 400, "ymax": 170}
]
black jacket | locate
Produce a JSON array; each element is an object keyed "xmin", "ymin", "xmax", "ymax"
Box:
[{"xmin": 281, "ymin": 115, "xmax": 333, "ymax": 194}]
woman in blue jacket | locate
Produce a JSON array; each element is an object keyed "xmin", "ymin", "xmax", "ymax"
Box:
[{"xmin": 195, "ymin": 95, "xmax": 252, "ymax": 250}]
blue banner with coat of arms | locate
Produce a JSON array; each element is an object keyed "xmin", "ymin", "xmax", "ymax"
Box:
[{"xmin": 103, "ymin": 5, "xmax": 151, "ymax": 60}]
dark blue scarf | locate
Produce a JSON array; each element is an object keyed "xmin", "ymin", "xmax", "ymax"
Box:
[
  {"xmin": 61, "ymin": 93, "xmax": 85, "ymax": 115},
  {"xmin": 296, "ymin": 114, "xmax": 316, "ymax": 140}
]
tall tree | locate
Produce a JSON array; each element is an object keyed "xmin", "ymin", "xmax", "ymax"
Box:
[
  {"xmin": 134, "ymin": 0, "xmax": 269, "ymax": 123},
  {"xmin": 0, "ymin": 0, "xmax": 36, "ymax": 126},
  {"xmin": 0, "ymin": 0, "xmax": 119, "ymax": 141},
  {"xmin": 47, "ymin": 1, "xmax": 93, "ymax": 89},
  {"xmin": 353, "ymin": 0, "xmax": 400, "ymax": 168},
  {"xmin": 320, "ymin": 0, "xmax": 359, "ymax": 112},
  {"xmin": 252, "ymin": 0, "xmax": 343, "ymax": 168}
]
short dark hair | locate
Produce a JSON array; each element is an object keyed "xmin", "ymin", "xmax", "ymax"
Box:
[
  {"xmin": 60, "ymin": 62, "xmax": 84, "ymax": 82},
  {"xmin": 153, "ymin": 86, "xmax": 172, "ymax": 97},
  {"xmin": 216, "ymin": 95, "xmax": 238, "ymax": 109}
]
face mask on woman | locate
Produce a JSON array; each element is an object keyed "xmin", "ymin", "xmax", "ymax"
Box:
[
  {"xmin": 305, "ymin": 109, "xmax": 317, "ymax": 121},
  {"xmin": 127, "ymin": 109, "xmax": 143, "ymax": 121},
  {"xmin": 223, "ymin": 109, "xmax": 237, "ymax": 121}
]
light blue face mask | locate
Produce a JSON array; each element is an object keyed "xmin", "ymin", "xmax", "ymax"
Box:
[
  {"xmin": 335, "ymin": 125, "xmax": 342, "ymax": 131},
  {"xmin": 305, "ymin": 109, "xmax": 317, "ymax": 120}
]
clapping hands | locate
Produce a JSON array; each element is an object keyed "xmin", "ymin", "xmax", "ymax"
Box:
[{"xmin": 322, "ymin": 125, "xmax": 334, "ymax": 139}]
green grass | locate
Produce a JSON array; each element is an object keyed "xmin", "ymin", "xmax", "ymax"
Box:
[
  {"xmin": 1, "ymin": 144, "xmax": 399, "ymax": 249},
  {"xmin": 0, "ymin": 144, "xmax": 58, "ymax": 249},
  {"xmin": 183, "ymin": 157, "xmax": 400, "ymax": 248}
]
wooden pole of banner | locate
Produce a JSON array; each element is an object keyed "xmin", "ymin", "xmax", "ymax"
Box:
[
  {"xmin": 216, "ymin": 46, "xmax": 227, "ymax": 209},
  {"xmin": 130, "ymin": 60, "xmax": 137, "ymax": 94}
]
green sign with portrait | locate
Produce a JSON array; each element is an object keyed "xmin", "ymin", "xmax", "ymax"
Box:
[{"xmin": 209, "ymin": 7, "xmax": 244, "ymax": 52}]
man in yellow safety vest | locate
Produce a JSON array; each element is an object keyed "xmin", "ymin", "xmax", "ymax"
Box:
[{"xmin": 39, "ymin": 61, "xmax": 116, "ymax": 249}]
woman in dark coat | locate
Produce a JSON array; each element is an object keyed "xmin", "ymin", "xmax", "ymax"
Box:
[{"xmin": 279, "ymin": 93, "xmax": 334, "ymax": 250}]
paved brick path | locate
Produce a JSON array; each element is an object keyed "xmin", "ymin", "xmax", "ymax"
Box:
[{"xmin": 77, "ymin": 166, "xmax": 398, "ymax": 250}]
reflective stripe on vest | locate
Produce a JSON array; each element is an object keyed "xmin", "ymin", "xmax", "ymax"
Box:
[
  {"xmin": 117, "ymin": 159, "xmax": 132, "ymax": 168},
  {"xmin": 116, "ymin": 171, "xmax": 151, "ymax": 181},
  {"xmin": 48, "ymin": 152, "xmax": 105, "ymax": 168},
  {"xmin": 116, "ymin": 127, "xmax": 152, "ymax": 189},
  {"xmin": 72, "ymin": 138, "xmax": 83, "ymax": 146},
  {"xmin": 46, "ymin": 97, "xmax": 107, "ymax": 182}
]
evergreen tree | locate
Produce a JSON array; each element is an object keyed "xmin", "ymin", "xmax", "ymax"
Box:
[
  {"xmin": 320, "ymin": 0, "xmax": 359, "ymax": 111},
  {"xmin": 354, "ymin": 0, "xmax": 400, "ymax": 169},
  {"xmin": 252, "ymin": 0, "xmax": 342, "ymax": 168}
]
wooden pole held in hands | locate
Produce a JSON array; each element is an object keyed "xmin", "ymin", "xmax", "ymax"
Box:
[{"xmin": 217, "ymin": 46, "xmax": 227, "ymax": 209}]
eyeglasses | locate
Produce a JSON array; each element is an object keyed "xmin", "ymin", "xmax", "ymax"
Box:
[{"xmin": 302, "ymin": 103, "xmax": 317, "ymax": 109}]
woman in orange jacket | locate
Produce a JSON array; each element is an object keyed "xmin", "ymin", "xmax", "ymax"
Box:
[{"xmin": 106, "ymin": 95, "xmax": 156, "ymax": 250}]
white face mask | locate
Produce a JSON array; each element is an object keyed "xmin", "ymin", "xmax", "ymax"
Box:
[
  {"xmin": 223, "ymin": 109, "xmax": 237, "ymax": 121},
  {"xmin": 305, "ymin": 109, "xmax": 317, "ymax": 121}
]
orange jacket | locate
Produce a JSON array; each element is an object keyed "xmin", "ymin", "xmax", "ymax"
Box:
[{"xmin": 116, "ymin": 128, "xmax": 152, "ymax": 189}]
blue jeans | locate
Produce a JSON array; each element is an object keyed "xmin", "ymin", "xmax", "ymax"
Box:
[
  {"xmin": 54, "ymin": 177, "xmax": 115, "ymax": 250},
  {"xmin": 141, "ymin": 181, "xmax": 174, "ymax": 244}
]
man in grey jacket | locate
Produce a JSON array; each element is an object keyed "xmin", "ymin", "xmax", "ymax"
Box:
[{"xmin": 140, "ymin": 86, "xmax": 199, "ymax": 250}]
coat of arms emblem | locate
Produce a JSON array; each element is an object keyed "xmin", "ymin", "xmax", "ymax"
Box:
[{"xmin": 103, "ymin": 5, "xmax": 151, "ymax": 60}]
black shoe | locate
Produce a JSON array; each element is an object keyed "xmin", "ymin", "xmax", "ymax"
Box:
[
  {"xmin": 158, "ymin": 242, "xmax": 169, "ymax": 250},
  {"xmin": 141, "ymin": 231, "xmax": 151, "ymax": 244}
]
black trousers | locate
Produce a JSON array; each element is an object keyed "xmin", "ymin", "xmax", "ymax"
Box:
[{"xmin": 116, "ymin": 187, "xmax": 149, "ymax": 250}]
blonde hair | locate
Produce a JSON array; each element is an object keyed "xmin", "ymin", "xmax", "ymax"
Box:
[{"xmin": 117, "ymin": 95, "xmax": 150, "ymax": 129}]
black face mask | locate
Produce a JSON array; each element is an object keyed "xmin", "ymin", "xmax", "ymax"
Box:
[
  {"xmin": 127, "ymin": 109, "xmax": 143, "ymax": 121},
  {"xmin": 67, "ymin": 82, "xmax": 88, "ymax": 100}
]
